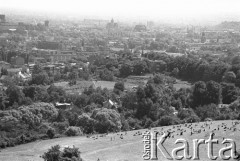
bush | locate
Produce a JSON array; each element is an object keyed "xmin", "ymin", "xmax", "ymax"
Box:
[
  {"xmin": 22, "ymin": 133, "xmax": 38, "ymax": 143},
  {"xmin": 62, "ymin": 146, "xmax": 82, "ymax": 160},
  {"xmin": 142, "ymin": 117, "xmax": 153, "ymax": 128},
  {"xmin": 184, "ymin": 115, "xmax": 200, "ymax": 123},
  {"xmin": 150, "ymin": 121, "xmax": 159, "ymax": 127},
  {"xmin": 178, "ymin": 108, "xmax": 197, "ymax": 120},
  {"xmin": 127, "ymin": 117, "xmax": 142, "ymax": 130},
  {"xmin": 42, "ymin": 145, "xmax": 61, "ymax": 161},
  {"xmin": 65, "ymin": 127, "xmax": 82, "ymax": 136},
  {"xmin": 38, "ymin": 124, "xmax": 52, "ymax": 134},
  {"xmin": 0, "ymin": 141, "xmax": 7, "ymax": 149},
  {"xmin": 53, "ymin": 122, "xmax": 69, "ymax": 134},
  {"xmin": 159, "ymin": 115, "xmax": 181, "ymax": 126},
  {"xmin": 121, "ymin": 120, "xmax": 130, "ymax": 131},
  {"xmin": 6, "ymin": 138, "xmax": 16, "ymax": 147},
  {"xmin": 47, "ymin": 128, "xmax": 55, "ymax": 139},
  {"xmin": 83, "ymin": 104, "xmax": 98, "ymax": 113},
  {"xmin": 195, "ymin": 104, "xmax": 220, "ymax": 121},
  {"xmin": 114, "ymin": 82, "xmax": 125, "ymax": 92},
  {"xmin": 229, "ymin": 99, "xmax": 240, "ymax": 112},
  {"xmin": 216, "ymin": 112, "xmax": 237, "ymax": 120},
  {"xmin": 42, "ymin": 145, "xmax": 83, "ymax": 161},
  {"xmin": 153, "ymin": 74, "xmax": 165, "ymax": 84},
  {"xmin": 99, "ymin": 69, "xmax": 114, "ymax": 81}
]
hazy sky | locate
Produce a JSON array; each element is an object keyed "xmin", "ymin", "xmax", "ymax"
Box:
[{"xmin": 1, "ymin": 0, "xmax": 240, "ymax": 24}]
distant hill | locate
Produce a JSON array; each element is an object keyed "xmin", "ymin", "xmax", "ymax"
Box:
[{"xmin": 215, "ymin": 21, "xmax": 240, "ymax": 31}]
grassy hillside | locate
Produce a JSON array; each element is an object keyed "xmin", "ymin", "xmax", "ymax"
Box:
[{"xmin": 0, "ymin": 120, "xmax": 240, "ymax": 161}]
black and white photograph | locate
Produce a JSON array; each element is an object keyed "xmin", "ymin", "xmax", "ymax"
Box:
[{"xmin": 1, "ymin": 0, "xmax": 240, "ymax": 160}]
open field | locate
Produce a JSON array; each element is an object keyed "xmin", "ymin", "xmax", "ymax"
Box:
[
  {"xmin": 54, "ymin": 80, "xmax": 138, "ymax": 94},
  {"xmin": 53, "ymin": 75, "xmax": 191, "ymax": 95},
  {"xmin": 125, "ymin": 75, "xmax": 152, "ymax": 86},
  {"xmin": 54, "ymin": 81, "xmax": 94, "ymax": 94},
  {"xmin": 173, "ymin": 79, "xmax": 192, "ymax": 90},
  {"xmin": 93, "ymin": 81, "xmax": 137, "ymax": 90},
  {"xmin": 1, "ymin": 120, "xmax": 240, "ymax": 161},
  {"xmin": 125, "ymin": 75, "xmax": 192, "ymax": 91}
]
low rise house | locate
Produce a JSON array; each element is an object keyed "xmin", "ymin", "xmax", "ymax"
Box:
[
  {"xmin": 17, "ymin": 71, "xmax": 31, "ymax": 81},
  {"xmin": 55, "ymin": 102, "xmax": 72, "ymax": 110},
  {"xmin": 103, "ymin": 99, "xmax": 118, "ymax": 109}
]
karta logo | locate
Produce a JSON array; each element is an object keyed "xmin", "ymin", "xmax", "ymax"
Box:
[{"xmin": 142, "ymin": 131, "xmax": 239, "ymax": 160}]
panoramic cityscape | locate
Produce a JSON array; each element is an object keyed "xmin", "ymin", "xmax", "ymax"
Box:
[{"xmin": 1, "ymin": 0, "xmax": 240, "ymax": 161}]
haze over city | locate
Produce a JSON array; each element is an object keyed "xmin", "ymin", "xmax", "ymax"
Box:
[
  {"xmin": 2, "ymin": 0, "xmax": 240, "ymax": 161},
  {"xmin": 1, "ymin": 0, "xmax": 240, "ymax": 25}
]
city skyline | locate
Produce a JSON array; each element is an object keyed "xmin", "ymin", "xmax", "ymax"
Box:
[{"xmin": 1, "ymin": 0, "xmax": 240, "ymax": 25}]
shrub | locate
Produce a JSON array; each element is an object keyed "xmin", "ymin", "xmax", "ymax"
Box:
[
  {"xmin": 159, "ymin": 115, "xmax": 181, "ymax": 126},
  {"xmin": 216, "ymin": 112, "xmax": 237, "ymax": 120},
  {"xmin": 62, "ymin": 146, "xmax": 82, "ymax": 160},
  {"xmin": 65, "ymin": 127, "xmax": 82, "ymax": 136},
  {"xmin": 184, "ymin": 115, "xmax": 200, "ymax": 123},
  {"xmin": 23, "ymin": 133, "xmax": 38, "ymax": 143},
  {"xmin": 53, "ymin": 122, "xmax": 69, "ymax": 134},
  {"xmin": 142, "ymin": 117, "xmax": 153, "ymax": 128},
  {"xmin": 42, "ymin": 145, "xmax": 61, "ymax": 161},
  {"xmin": 150, "ymin": 121, "xmax": 159, "ymax": 127},
  {"xmin": 127, "ymin": 117, "xmax": 142, "ymax": 130},
  {"xmin": 121, "ymin": 120, "xmax": 130, "ymax": 131},
  {"xmin": 114, "ymin": 82, "xmax": 125, "ymax": 92},
  {"xmin": 0, "ymin": 141, "xmax": 7, "ymax": 149},
  {"xmin": 153, "ymin": 74, "xmax": 165, "ymax": 84},
  {"xmin": 38, "ymin": 124, "xmax": 52, "ymax": 134},
  {"xmin": 6, "ymin": 138, "xmax": 16, "ymax": 147},
  {"xmin": 178, "ymin": 108, "xmax": 197, "ymax": 120},
  {"xmin": 42, "ymin": 145, "xmax": 83, "ymax": 161},
  {"xmin": 47, "ymin": 128, "xmax": 55, "ymax": 139},
  {"xmin": 83, "ymin": 103, "xmax": 98, "ymax": 113},
  {"xmin": 99, "ymin": 69, "xmax": 114, "ymax": 81},
  {"xmin": 195, "ymin": 104, "xmax": 220, "ymax": 121},
  {"xmin": 229, "ymin": 99, "xmax": 240, "ymax": 112}
]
